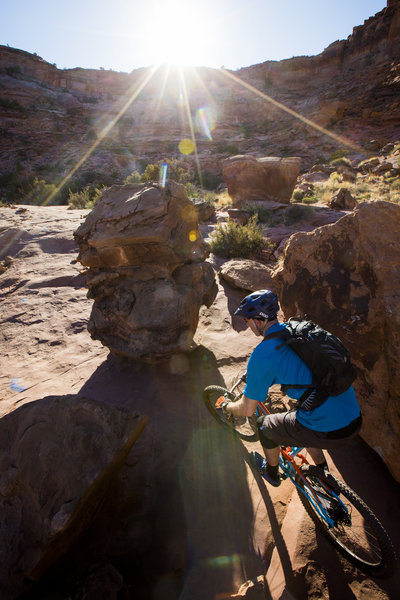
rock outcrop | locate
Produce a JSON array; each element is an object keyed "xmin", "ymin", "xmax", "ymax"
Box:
[
  {"xmin": 272, "ymin": 200, "xmax": 400, "ymax": 481},
  {"xmin": 0, "ymin": 395, "xmax": 146, "ymax": 599},
  {"xmin": 1, "ymin": 2, "xmax": 399, "ymax": 200},
  {"xmin": 222, "ymin": 155, "xmax": 301, "ymax": 206},
  {"xmin": 74, "ymin": 181, "xmax": 217, "ymax": 360}
]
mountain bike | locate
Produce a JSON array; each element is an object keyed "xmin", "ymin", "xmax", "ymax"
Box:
[{"xmin": 203, "ymin": 375, "xmax": 397, "ymax": 578}]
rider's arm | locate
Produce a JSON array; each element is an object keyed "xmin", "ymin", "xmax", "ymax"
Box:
[{"xmin": 225, "ymin": 395, "xmax": 258, "ymax": 417}]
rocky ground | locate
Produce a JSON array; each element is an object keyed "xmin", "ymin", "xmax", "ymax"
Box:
[{"xmin": 1, "ymin": 204, "xmax": 399, "ymax": 599}]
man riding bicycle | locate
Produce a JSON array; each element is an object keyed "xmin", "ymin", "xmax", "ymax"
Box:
[{"xmin": 218, "ymin": 290, "xmax": 362, "ymax": 487}]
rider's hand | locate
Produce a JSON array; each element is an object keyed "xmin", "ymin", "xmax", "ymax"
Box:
[{"xmin": 215, "ymin": 396, "xmax": 233, "ymax": 423}]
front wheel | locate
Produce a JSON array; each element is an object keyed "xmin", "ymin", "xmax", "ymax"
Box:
[
  {"xmin": 296, "ymin": 465, "xmax": 397, "ymax": 578},
  {"xmin": 203, "ymin": 385, "xmax": 259, "ymax": 442}
]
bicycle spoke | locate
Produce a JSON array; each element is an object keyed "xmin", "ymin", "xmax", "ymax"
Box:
[{"xmin": 296, "ymin": 465, "xmax": 396, "ymax": 577}]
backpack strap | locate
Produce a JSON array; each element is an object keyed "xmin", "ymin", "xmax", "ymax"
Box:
[
  {"xmin": 264, "ymin": 329, "xmax": 317, "ymax": 398},
  {"xmin": 264, "ymin": 329, "xmax": 292, "ymax": 350}
]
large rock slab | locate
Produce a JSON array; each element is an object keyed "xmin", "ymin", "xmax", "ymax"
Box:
[
  {"xmin": 272, "ymin": 200, "xmax": 400, "ymax": 481},
  {"xmin": 222, "ymin": 155, "xmax": 301, "ymax": 206},
  {"xmin": 0, "ymin": 395, "xmax": 146, "ymax": 599},
  {"xmin": 74, "ymin": 182, "xmax": 218, "ymax": 360}
]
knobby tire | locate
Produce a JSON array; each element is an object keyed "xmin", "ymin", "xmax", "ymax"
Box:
[
  {"xmin": 203, "ymin": 385, "xmax": 259, "ymax": 442},
  {"xmin": 296, "ymin": 465, "xmax": 396, "ymax": 578}
]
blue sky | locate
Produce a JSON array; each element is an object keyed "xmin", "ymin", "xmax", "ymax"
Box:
[{"xmin": 1, "ymin": 0, "xmax": 387, "ymax": 72}]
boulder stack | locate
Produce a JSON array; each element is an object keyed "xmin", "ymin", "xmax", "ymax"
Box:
[{"xmin": 74, "ymin": 181, "xmax": 217, "ymax": 360}]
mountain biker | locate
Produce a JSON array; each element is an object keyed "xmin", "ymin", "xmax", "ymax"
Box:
[{"xmin": 218, "ymin": 289, "xmax": 362, "ymax": 487}]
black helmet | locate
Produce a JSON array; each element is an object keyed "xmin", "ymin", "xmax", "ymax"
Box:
[{"xmin": 234, "ymin": 289, "xmax": 279, "ymax": 321}]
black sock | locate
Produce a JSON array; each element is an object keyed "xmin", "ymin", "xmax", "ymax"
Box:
[
  {"xmin": 316, "ymin": 460, "xmax": 329, "ymax": 471},
  {"xmin": 267, "ymin": 464, "xmax": 279, "ymax": 479}
]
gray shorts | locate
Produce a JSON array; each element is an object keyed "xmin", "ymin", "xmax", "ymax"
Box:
[{"xmin": 258, "ymin": 410, "xmax": 362, "ymax": 450}]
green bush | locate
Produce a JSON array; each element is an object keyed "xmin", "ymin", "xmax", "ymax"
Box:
[
  {"xmin": 67, "ymin": 185, "xmax": 104, "ymax": 209},
  {"xmin": 291, "ymin": 189, "xmax": 304, "ymax": 203},
  {"xmin": 124, "ymin": 170, "xmax": 141, "ymax": 184},
  {"xmin": 209, "ymin": 215, "xmax": 268, "ymax": 259},
  {"xmin": 19, "ymin": 177, "xmax": 64, "ymax": 205},
  {"xmin": 185, "ymin": 182, "xmax": 200, "ymax": 198},
  {"xmin": 390, "ymin": 178, "xmax": 400, "ymax": 191}
]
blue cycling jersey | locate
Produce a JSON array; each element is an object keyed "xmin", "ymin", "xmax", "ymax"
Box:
[{"xmin": 243, "ymin": 322, "xmax": 361, "ymax": 432}]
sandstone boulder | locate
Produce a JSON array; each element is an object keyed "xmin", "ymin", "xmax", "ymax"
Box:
[
  {"xmin": 193, "ymin": 198, "xmax": 216, "ymax": 222},
  {"xmin": 222, "ymin": 155, "xmax": 301, "ymax": 206},
  {"xmin": 74, "ymin": 182, "xmax": 218, "ymax": 360},
  {"xmin": 357, "ymin": 157, "xmax": 380, "ymax": 172},
  {"xmin": 373, "ymin": 161, "xmax": 393, "ymax": 175},
  {"xmin": 328, "ymin": 187, "xmax": 357, "ymax": 210},
  {"xmin": 219, "ymin": 259, "xmax": 275, "ymax": 292},
  {"xmin": 0, "ymin": 395, "xmax": 147, "ymax": 599},
  {"xmin": 227, "ymin": 208, "xmax": 251, "ymax": 225},
  {"xmin": 272, "ymin": 200, "xmax": 400, "ymax": 481}
]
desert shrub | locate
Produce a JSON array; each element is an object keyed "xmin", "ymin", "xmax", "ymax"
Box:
[
  {"xmin": 291, "ymin": 189, "xmax": 304, "ymax": 203},
  {"xmin": 141, "ymin": 163, "xmax": 160, "ymax": 182},
  {"xmin": 19, "ymin": 178, "xmax": 64, "ymax": 205},
  {"xmin": 135, "ymin": 158, "xmax": 194, "ymax": 185},
  {"xmin": 214, "ymin": 190, "xmax": 232, "ymax": 209},
  {"xmin": 217, "ymin": 142, "xmax": 239, "ymax": 155},
  {"xmin": 5, "ymin": 65, "xmax": 23, "ymax": 77},
  {"xmin": 203, "ymin": 191, "xmax": 217, "ymax": 204},
  {"xmin": 329, "ymin": 149, "xmax": 348, "ymax": 161},
  {"xmin": 283, "ymin": 204, "xmax": 315, "ymax": 225},
  {"xmin": 124, "ymin": 170, "xmax": 141, "ymax": 184},
  {"xmin": 390, "ymin": 178, "xmax": 400, "ymax": 191},
  {"xmin": 246, "ymin": 204, "xmax": 281, "ymax": 226},
  {"xmin": 239, "ymin": 121, "xmax": 256, "ymax": 138},
  {"xmin": 185, "ymin": 182, "xmax": 200, "ymax": 198},
  {"xmin": 302, "ymin": 195, "xmax": 318, "ymax": 204},
  {"xmin": 67, "ymin": 185, "xmax": 104, "ymax": 209},
  {"xmin": 330, "ymin": 156, "xmax": 352, "ymax": 167},
  {"xmin": 209, "ymin": 215, "xmax": 268, "ymax": 259},
  {"xmin": 0, "ymin": 97, "xmax": 25, "ymax": 111}
]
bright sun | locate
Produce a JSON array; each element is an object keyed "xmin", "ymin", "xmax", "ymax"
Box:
[{"xmin": 144, "ymin": 0, "xmax": 216, "ymax": 66}]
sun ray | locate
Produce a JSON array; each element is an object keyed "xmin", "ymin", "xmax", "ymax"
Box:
[
  {"xmin": 178, "ymin": 66, "xmax": 203, "ymax": 187},
  {"xmin": 218, "ymin": 68, "xmax": 365, "ymax": 154},
  {"xmin": 42, "ymin": 65, "xmax": 160, "ymax": 206}
]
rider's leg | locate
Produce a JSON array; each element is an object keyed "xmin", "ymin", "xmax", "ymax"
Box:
[
  {"xmin": 264, "ymin": 445, "xmax": 280, "ymax": 467},
  {"xmin": 307, "ymin": 447, "xmax": 329, "ymax": 471},
  {"xmin": 307, "ymin": 447, "xmax": 325, "ymax": 464}
]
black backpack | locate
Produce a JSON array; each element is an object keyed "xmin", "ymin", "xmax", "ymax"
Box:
[{"xmin": 264, "ymin": 317, "xmax": 357, "ymax": 399}]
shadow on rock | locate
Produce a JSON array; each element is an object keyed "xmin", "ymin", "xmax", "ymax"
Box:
[{"xmin": 20, "ymin": 346, "xmax": 268, "ymax": 599}]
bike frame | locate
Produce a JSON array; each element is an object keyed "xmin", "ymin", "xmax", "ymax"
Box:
[{"xmin": 225, "ymin": 373, "xmax": 349, "ymax": 530}]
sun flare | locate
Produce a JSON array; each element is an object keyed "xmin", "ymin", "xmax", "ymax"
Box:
[{"xmin": 144, "ymin": 0, "xmax": 216, "ymax": 67}]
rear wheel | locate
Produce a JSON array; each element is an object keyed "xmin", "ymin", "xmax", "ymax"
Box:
[
  {"xmin": 203, "ymin": 385, "xmax": 259, "ymax": 442},
  {"xmin": 296, "ymin": 465, "xmax": 396, "ymax": 577}
]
